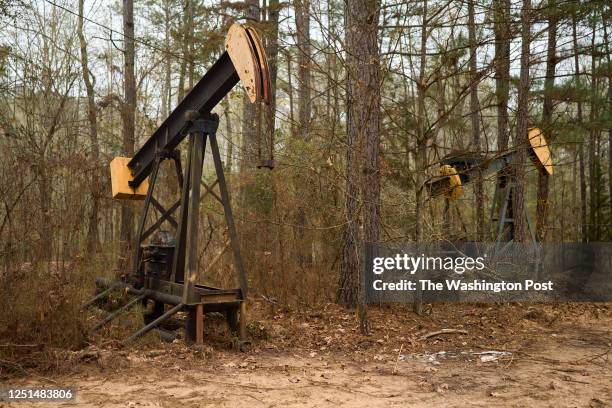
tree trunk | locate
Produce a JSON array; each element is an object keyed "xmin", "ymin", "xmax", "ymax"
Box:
[
  {"xmin": 415, "ymin": 0, "xmax": 428, "ymax": 245},
  {"xmin": 493, "ymin": 0, "xmax": 511, "ymax": 243},
  {"xmin": 186, "ymin": 0, "xmax": 195, "ymax": 91},
  {"xmin": 240, "ymin": 0, "xmax": 260, "ymax": 169},
  {"xmin": 603, "ymin": 13, "xmax": 612, "ymax": 218},
  {"xmin": 494, "ymin": 0, "xmax": 510, "ymax": 153},
  {"xmin": 177, "ymin": 0, "xmax": 191, "ymax": 104},
  {"xmin": 161, "ymin": 0, "xmax": 172, "ymax": 119},
  {"xmin": 37, "ymin": 162, "xmax": 53, "ymax": 262},
  {"xmin": 572, "ymin": 14, "xmax": 587, "ymax": 242},
  {"xmin": 78, "ymin": 0, "xmax": 101, "ymax": 254},
  {"xmin": 265, "ymin": 0, "xmax": 280, "ymax": 162},
  {"xmin": 338, "ymin": 132, "xmax": 360, "ymax": 310},
  {"xmin": 412, "ymin": 0, "xmax": 429, "ymax": 315},
  {"xmin": 588, "ymin": 18, "xmax": 598, "ymax": 241},
  {"xmin": 292, "ymin": 0, "xmax": 311, "ymax": 269},
  {"xmin": 295, "ymin": 0, "xmax": 311, "ymax": 138},
  {"xmin": 338, "ymin": 0, "xmax": 381, "ymax": 334},
  {"xmin": 513, "ymin": 0, "xmax": 531, "ymax": 243},
  {"xmin": 120, "ymin": 0, "xmax": 136, "ymax": 268},
  {"xmin": 286, "ymin": 50, "xmax": 296, "ymax": 138},
  {"xmin": 467, "ymin": 0, "xmax": 483, "ymax": 240},
  {"xmin": 536, "ymin": 0, "xmax": 557, "ymax": 242},
  {"xmin": 357, "ymin": 0, "xmax": 380, "ymax": 335}
]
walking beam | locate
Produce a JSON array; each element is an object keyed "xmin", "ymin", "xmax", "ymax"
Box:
[{"xmin": 123, "ymin": 23, "xmax": 270, "ymax": 189}]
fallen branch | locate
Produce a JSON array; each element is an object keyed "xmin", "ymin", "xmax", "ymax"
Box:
[
  {"xmin": 560, "ymin": 375, "xmax": 591, "ymax": 385},
  {"xmin": 420, "ymin": 329, "xmax": 467, "ymax": 341},
  {"xmin": 392, "ymin": 344, "xmax": 403, "ymax": 374},
  {"xmin": 0, "ymin": 358, "xmax": 58, "ymax": 385},
  {"xmin": 0, "ymin": 343, "xmax": 42, "ymax": 348}
]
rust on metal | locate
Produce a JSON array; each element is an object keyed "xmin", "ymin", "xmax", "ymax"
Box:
[
  {"xmin": 244, "ymin": 25, "xmax": 271, "ymax": 104},
  {"xmin": 225, "ymin": 23, "xmax": 270, "ymax": 104}
]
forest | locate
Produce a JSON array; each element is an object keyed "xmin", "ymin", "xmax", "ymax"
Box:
[{"xmin": 0, "ymin": 0, "xmax": 610, "ymax": 406}]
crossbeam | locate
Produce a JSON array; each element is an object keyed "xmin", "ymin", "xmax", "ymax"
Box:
[{"xmin": 200, "ymin": 179, "xmax": 221, "ymax": 204}]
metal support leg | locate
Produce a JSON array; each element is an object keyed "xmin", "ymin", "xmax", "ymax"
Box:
[
  {"xmin": 181, "ymin": 126, "xmax": 206, "ymax": 304},
  {"xmin": 196, "ymin": 304, "xmax": 204, "ymax": 344},
  {"xmin": 239, "ymin": 301, "xmax": 247, "ymax": 340},
  {"xmin": 173, "ymin": 150, "xmax": 184, "ymax": 186},
  {"xmin": 209, "ymin": 132, "xmax": 248, "ymax": 299},
  {"xmin": 172, "ymin": 137, "xmax": 194, "ymax": 284}
]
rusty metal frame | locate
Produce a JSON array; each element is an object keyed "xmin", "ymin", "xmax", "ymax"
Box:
[
  {"xmin": 89, "ymin": 114, "xmax": 248, "ymax": 344},
  {"xmin": 90, "ymin": 24, "xmax": 268, "ymax": 345}
]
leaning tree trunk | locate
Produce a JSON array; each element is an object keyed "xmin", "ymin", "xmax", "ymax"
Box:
[{"xmin": 293, "ymin": 0, "xmax": 312, "ymax": 269}]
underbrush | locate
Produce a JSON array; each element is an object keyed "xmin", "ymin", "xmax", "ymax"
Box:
[{"xmin": 0, "ymin": 249, "xmax": 122, "ymax": 376}]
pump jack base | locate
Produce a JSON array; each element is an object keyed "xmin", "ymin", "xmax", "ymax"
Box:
[{"xmin": 90, "ymin": 278, "xmax": 247, "ymax": 346}]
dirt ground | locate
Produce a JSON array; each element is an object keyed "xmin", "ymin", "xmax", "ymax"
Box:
[{"xmin": 1, "ymin": 302, "xmax": 610, "ymax": 407}]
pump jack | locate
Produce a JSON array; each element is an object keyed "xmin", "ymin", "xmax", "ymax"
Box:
[
  {"xmin": 427, "ymin": 128, "xmax": 553, "ymax": 246},
  {"xmin": 85, "ymin": 24, "xmax": 271, "ymax": 345}
]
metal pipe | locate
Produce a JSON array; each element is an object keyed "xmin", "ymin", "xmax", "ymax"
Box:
[
  {"xmin": 143, "ymin": 289, "xmax": 182, "ymax": 306},
  {"xmin": 95, "ymin": 278, "xmax": 184, "ymax": 306},
  {"xmin": 82, "ymin": 280, "xmax": 123, "ymax": 310},
  {"xmin": 155, "ymin": 328, "xmax": 177, "ymax": 343},
  {"xmin": 124, "ymin": 303, "xmax": 185, "ymax": 344},
  {"xmin": 92, "ymin": 294, "xmax": 145, "ymax": 331}
]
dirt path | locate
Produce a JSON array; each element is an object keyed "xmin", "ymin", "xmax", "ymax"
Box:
[
  {"xmin": 1, "ymin": 304, "xmax": 610, "ymax": 407},
  {"xmin": 64, "ymin": 345, "xmax": 610, "ymax": 407}
]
